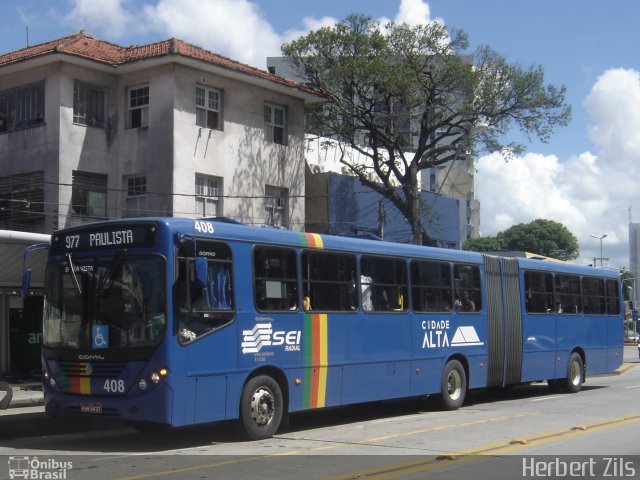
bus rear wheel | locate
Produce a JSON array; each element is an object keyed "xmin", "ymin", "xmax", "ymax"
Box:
[
  {"xmin": 562, "ymin": 352, "xmax": 584, "ymax": 393},
  {"xmin": 438, "ymin": 360, "xmax": 467, "ymax": 410},
  {"xmin": 240, "ymin": 375, "xmax": 283, "ymax": 440}
]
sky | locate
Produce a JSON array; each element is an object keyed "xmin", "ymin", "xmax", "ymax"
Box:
[{"xmin": 3, "ymin": 0, "xmax": 640, "ymax": 269}]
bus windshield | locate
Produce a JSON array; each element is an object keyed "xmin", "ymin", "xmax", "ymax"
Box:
[{"xmin": 43, "ymin": 254, "xmax": 166, "ymax": 350}]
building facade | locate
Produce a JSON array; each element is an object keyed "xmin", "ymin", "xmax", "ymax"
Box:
[
  {"xmin": 307, "ymin": 171, "xmax": 460, "ymax": 248},
  {"xmin": 630, "ymin": 223, "xmax": 640, "ymax": 305},
  {"xmin": 0, "ymin": 32, "xmax": 322, "ymax": 234}
]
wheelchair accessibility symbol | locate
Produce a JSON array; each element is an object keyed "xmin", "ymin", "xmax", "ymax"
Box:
[{"xmin": 92, "ymin": 325, "xmax": 109, "ymax": 349}]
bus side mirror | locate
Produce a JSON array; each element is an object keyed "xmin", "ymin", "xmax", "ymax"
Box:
[
  {"xmin": 194, "ymin": 257, "xmax": 208, "ymax": 289},
  {"xmin": 21, "ymin": 268, "xmax": 32, "ymax": 298}
]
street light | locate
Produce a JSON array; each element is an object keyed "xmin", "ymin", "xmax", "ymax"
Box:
[{"xmin": 590, "ymin": 233, "xmax": 608, "ymax": 267}]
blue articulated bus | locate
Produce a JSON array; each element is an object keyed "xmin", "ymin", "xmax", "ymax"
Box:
[{"xmin": 27, "ymin": 217, "xmax": 623, "ymax": 439}]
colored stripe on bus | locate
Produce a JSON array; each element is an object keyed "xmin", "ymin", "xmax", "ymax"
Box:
[
  {"xmin": 303, "ymin": 313, "xmax": 328, "ymax": 409},
  {"xmin": 58, "ymin": 363, "xmax": 92, "ymax": 395},
  {"xmin": 300, "ymin": 232, "xmax": 324, "ymax": 249}
]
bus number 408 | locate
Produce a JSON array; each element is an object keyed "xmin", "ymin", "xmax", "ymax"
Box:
[{"xmin": 103, "ymin": 379, "xmax": 126, "ymax": 393}]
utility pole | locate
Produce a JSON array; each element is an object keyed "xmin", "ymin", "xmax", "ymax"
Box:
[{"xmin": 378, "ymin": 201, "xmax": 385, "ymax": 239}]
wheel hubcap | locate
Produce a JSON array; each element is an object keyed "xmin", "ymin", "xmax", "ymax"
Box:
[
  {"xmin": 447, "ymin": 370, "xmax": 462, "ymax": 400},
  {"xmin": 250, "ymin": 387, "xmax": 275, "ymax": 427},
  {"xmin": 570, "ymin": 360, "xmax": 581, "ymax": 386}
]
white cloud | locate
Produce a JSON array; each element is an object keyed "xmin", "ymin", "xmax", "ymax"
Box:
[
  {"xmin": 142, "ymin": 0, "xmax": 282, "ymax": 67},
  {"xmin": 477, "ymin": 67, "xmax": 640, "ymax": 269},
  {"xmin": 57, "ymin": 0, "xmax": 440, "ymax": 67},
  {"xmin": 282, "ymin": 16, "xmax": 338, "ymax": 45},
  {"xmin": 395, "ymin": 0, "xmax": 432, "ymax": 25},
  {"xmin": 63, "ymin": 0, "xmax": 136, "ymax": 38}
]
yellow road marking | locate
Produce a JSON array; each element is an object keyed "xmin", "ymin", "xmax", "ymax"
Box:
[{"xmin": 323, "ymin": 412, "xmax": 640, "ymax": 480}]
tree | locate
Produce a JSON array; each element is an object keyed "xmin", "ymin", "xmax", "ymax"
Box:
[
  {"xmin": 282, "ymin": 15, "xmax": 571, "ymax": 244},
  {"xmin": 497, "ymin": 219, "xmax": 579, "ymax": 260},
  {"xmin": 462, "ymin": 236, "xmax": 503, "ymax": 253},
  {"xmin": 463, "ymin": 219, "xmax": 579, "ymax": 261}
]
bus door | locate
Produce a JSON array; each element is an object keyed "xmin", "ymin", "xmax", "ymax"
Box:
[
  {"xmin": 176, "ymin": 240, "xmax": 237, "ymax": 425},
  {"xmin": 483, "ymin": 256, "xmax": 523, "ymax": 387}
]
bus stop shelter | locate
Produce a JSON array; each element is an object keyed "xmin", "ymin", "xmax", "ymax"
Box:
[{"xmin": 0, "ymin": 230, "xmax": 50, "ymax": 379}]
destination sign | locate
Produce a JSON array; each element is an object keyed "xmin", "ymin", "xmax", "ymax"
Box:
[{"xmin": 51, "ymin": 224, "xmax": 156, "ymax": 253}]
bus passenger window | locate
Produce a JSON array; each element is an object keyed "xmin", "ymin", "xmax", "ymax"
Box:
[
  {"xmin": 555, "ymin": 274, "xmax": 581, "ymax": 314},
  {"xmin": 253, "ymin": 246, "xmax": 298, "ymax": 311},
  {"xmin": 360, "ymin": 256, "xmax": 408, "ymax": 312},
  {"xmin": 606, "ymin": 279, "xmax": 621, "ymax": 315},
  {"xmin": 411, "ymin": 260, "xmax": 451, "ymax": 313},
  {"xmin": 453, "ymin": 264, "xmax": 481, "ymax": 313},
  {"xmin": 524, "ymin": 271, "xmax": 554, "ymax": 313},
  {"xmin": 582, "ymin": 277, "xmax": 605, "ymax": 315},
  {"xmin": 302, "ymin": 251, "xmax": 356, "ymax": 312}
]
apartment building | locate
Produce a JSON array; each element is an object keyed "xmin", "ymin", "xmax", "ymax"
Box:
[{"xmin": 0, "ymin": 31, "xmax": 323, "ymax": 234}]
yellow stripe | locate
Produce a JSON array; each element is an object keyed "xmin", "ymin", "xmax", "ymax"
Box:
[
  {"xmin": 317, "ymin": 314, "xmax": 328, "ymax": 407},
  {"xmin": 312, "ymin": 233, "xmax": 324, "ymax": 248},
  {"xmin": 80, "ymin": 376, "xmax": 91, "ymax": 395}
]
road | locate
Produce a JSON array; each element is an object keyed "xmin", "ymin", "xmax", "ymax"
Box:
[{"xmin": 1, "ymin": 348, "xmax": 639, "ymax": 480}]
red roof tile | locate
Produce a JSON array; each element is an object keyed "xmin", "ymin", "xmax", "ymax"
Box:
[{"xmin": 0, "ymin": 31, "xmax": 321, "ymax": 98}]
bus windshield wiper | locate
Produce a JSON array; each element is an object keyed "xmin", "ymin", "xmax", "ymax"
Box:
[
  {"xmin": 97, "ymin": 250, "xmax": 125, "ymax": 296},
  {"xmin": 65, "ymin": 253, "xmax": 82, "ymax": 296}
]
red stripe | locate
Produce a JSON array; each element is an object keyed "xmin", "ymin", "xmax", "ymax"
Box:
[
  {"xmin": 305, "ymin": 233, "xmax": 316, "ymax": 248},
  {"xmin": 70, "ymin": 375, "xmax": 80, "ymax": 394}
]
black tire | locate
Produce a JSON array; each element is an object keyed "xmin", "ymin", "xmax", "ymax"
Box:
[
  {"xmin": 437, "ymin": 360, "xmax": 467, "ymax": 410},
  {"xmin": 240, "ymin": 375, "xmax": 283, "ymax": 440},
  {"xmin": 0, "ymin": 381, "xmax": 13, "ymax": 410},
  {"xmin": 562, "ymin": 352, "xmax": 584, "ymax": 393}
]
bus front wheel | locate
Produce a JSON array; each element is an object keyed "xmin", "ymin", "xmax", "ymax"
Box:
[
  {"xmin": 240, "ymin": 375, "xmax": 283, "ymax": 440},
  {"xmin": 438, "ymin": 360, "xmax": 467, "ymax": 410}
]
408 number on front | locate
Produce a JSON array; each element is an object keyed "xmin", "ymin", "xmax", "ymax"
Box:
[{"xmin": 103, "ymin": 379, "xmax": 126, "ymax": 393}]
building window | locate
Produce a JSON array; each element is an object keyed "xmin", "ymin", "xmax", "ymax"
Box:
[
  {"xmin": 0, "ymin": 82, "xmax": 45, "ymax": 132},
  {"xmin": 0, "ymin": 171, "xmax": 45, "ymax": 230},
  {"xmin": 125, "ymin": 176, "xmax": 147, "ymax": 217},
  {"xmin": 265, "ymin": 185, "xmax": 288, "ymax": 228},
  {"xmin": 127, "ymin": 84, "xmax": 149, "ymax": 129},
  {"xmin": 264, "ymin": 103, "xmax": 286, "ymax": 145},
  {"xmin": 71, "ymin": 171, "xmax": 107, "ymax": 218},
  {"xmin": 73, "ymin": 81, "xmax": 108, "ymax": 128},
  {"xmin": 196, "ymin": 86, "xmax": 223, "ymax": 130},
  {"xmin": 195, "ymin": 175, "xmax": 221, "ymax": 217}
]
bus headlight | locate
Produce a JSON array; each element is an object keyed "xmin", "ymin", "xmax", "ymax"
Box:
[{"xmin": 150, "ymin": 368, "xmax": 168, "ymax": 384}]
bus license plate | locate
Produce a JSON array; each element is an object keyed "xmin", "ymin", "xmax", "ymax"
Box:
[{"xmin": 80, "ymin": 403, "xmax": 102, "ymax": 414}]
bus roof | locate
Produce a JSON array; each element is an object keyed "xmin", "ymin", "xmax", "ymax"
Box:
[{"xmin": 53, "ymin": 217, "xmax": 620, "ymax": 279}]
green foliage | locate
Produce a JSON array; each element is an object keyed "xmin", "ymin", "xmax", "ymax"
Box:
[
  {"xmin": 497, "ymin": 219, "xmax": 579, "ymax": 260},
  {"xmin": 282, "ymin": 15, "xmax": 571, "ymax": 244},
  {"xmin": 463, "ymin": 219, "xmax": 579, "ymax": 260},
  {"xmin": 462, "ymin": 236, "xmax": 503, "ymax": 253}
]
